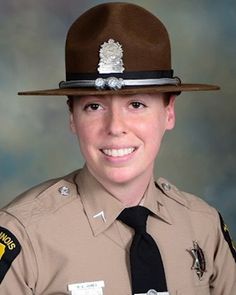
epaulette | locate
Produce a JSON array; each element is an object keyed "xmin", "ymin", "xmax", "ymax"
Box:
[
  {"xmin": 1, "ymin": 170, "xmax": 79, "ymax": 227},
  {"xmin": 155, "ymin": 177, "xmax": 216, "ymax": 215}
]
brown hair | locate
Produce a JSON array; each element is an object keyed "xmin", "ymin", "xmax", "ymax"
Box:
[{"xmin": 67, "ymin": 96, "xmax": 74, "ymax": 112}]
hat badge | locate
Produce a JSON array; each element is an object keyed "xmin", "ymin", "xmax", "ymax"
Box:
[{"xmin": 98, "ymin": 39, "xmax": 125, "ymax": 74}]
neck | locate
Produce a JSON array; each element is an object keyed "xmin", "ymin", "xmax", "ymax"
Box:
[{"xmin": 88, "ymin": 167, "xmax": 153, "ymax": 207}]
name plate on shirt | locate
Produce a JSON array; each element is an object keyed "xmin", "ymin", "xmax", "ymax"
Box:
[{"xmin": 68, "ymin": 281, "xmax": 104, "ymax": 295}]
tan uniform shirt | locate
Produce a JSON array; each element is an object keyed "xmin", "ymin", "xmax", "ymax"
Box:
[{"xmin": 0, "ymin": 166, "xmax": 235, "ymax": 295}]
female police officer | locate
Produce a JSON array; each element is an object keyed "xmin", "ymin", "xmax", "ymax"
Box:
[{"xmin": 0, "ymin": 2, "xmax": 235, "ymax": 295}]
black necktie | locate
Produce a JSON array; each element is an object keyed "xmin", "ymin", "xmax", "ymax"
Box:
[{"xmin": 118, "ymin": 206, "xmax": 168, "ymax": 294}]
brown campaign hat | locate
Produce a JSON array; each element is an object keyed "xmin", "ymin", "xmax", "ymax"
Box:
[{"xmin": 18, "ymin": 2, "xmax": 219, "ymax": 96}]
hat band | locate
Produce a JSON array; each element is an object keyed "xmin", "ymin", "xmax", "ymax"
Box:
[
  {"xmin": 66, "ymin": 70, "xmax": 174, "ymax": 80},
  {"xmin": 59, "ymin": 77, "xmax": 180, "ymax": 90},
  {"xmin": 59, "ymin": 70, "xmax": 180, "ymax": 90}
]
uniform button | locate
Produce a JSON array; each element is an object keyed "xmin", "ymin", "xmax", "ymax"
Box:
[
  {"xmin": 58, "ymin": 186, "xmax": 70, "ymax": 196},
  {"xmin": 147, "ymin": 289, "xmax": 158, "ymax": 295},
  {"xmin": 161, "ymin": 182, "xmax": 171, "ymax": 191}
]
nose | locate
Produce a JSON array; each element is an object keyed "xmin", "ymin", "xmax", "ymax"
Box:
[{"xmin": 105, "ymin": 107, "xmax": 127, "ymax": 136}]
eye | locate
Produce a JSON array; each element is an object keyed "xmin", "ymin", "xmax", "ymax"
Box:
[
  {"xmin": 83, "ymin": 103, "xmax": 103, "ymax": 111},
  {"xmin": 129, "ymin": 101, "xmax": 147, "ymax": 109}
]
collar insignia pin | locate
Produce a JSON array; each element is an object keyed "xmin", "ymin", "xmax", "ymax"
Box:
[
  {"xmin": 188, "ymin": 241, "xmax": 206, "ymax": 280},
  {"xmin": 98, "ymin": 39, "xmax": 125, "ymax": 74},
  {"xmin": 93, "ymin": 211, "xmax": 106, "ymax": 223}
]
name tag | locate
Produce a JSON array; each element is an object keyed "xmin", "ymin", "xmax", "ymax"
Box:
[{"xmin": 68, "ymin": 281, "xmax": 104, "ymax": 295}]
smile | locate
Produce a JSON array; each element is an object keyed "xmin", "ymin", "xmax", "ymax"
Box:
[{"xmin": 101, "ymin": 147, "xmax": 135, "ymax": 157}]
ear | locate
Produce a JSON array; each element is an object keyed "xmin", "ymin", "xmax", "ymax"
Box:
[
  {"xmin": 69, "ymin": 113, "xmax": 77, "ymax": 134},
  {"xmin": 165, "ymin": 95, "xmax": 176, "ymax": 130}
]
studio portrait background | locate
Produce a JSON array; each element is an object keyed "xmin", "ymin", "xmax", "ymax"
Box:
[{"xmin": 0, "ymin": 0, "xmax": 235, "ymax": 240}]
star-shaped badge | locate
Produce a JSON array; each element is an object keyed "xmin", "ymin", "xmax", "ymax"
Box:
[{"xmin": 188, "ymin": 241, "xmax": 206, "ymax": 280}]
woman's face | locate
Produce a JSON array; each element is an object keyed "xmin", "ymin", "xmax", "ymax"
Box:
[{"xmin": 70, "ymin": 93, "xmax": 175, "ymax": 186}]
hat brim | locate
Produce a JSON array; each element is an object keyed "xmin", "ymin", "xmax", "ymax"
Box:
[{"xmin": 18, "ymin": 83, "xmax": 219, "ymax": 96}]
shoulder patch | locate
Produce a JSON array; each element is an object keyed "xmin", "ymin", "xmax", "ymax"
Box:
[
  {"xmin": 218, "ymin": 213, "xmax": 236, "ymax": 263},
  {"xmin": 0, "ymin": 227, "xmax": 21, "ymax": 283}
]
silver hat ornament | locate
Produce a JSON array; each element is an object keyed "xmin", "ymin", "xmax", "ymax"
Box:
[{"xmin": 98, "ymin": 39, "xmax": 125, "ymax": 74}]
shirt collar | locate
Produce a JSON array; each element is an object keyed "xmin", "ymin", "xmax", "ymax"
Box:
[
  {"xmin": 142, "ymin": 179, "xmax": 173, "ymax": 225},
  {"xmin": 75, "ymin": 166, "xmax": 125, "ymax": 236},
  {"xmin": 75, "ymin": 166, "xmax": 172, "ymax": 236}
]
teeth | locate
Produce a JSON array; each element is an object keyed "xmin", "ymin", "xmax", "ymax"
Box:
[{"xmin": 102, "ymin": 148, "xmax": 135, "ymax": 157}]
